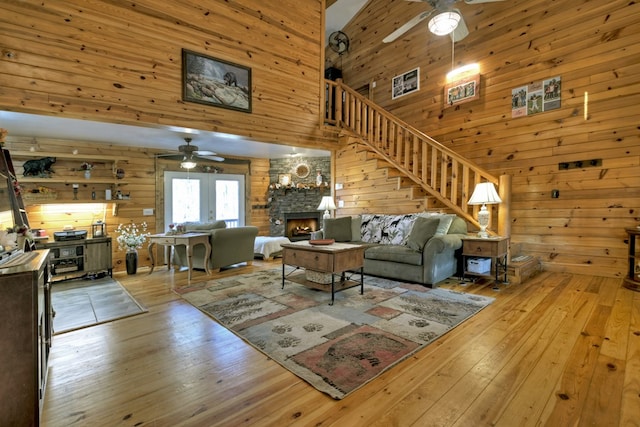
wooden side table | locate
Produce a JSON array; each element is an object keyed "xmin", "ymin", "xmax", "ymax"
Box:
[
  {"xmin": 148, "ymin": 232, "xmax": 211, "ymax": 282},
  {"xmin": 461, "ymin": 235, "xmax": 509, "ymax": 289},
  {"xmin": 624, "ymin": 227, "xmax": 640, "ymax": 291}
]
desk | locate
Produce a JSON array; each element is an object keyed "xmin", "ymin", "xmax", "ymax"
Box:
[
  {"xmin": 148, "ymin": 232, "xmax": 211, "ymax": 281},
  {"xmin": 281, "ymin": 241, "xmax": 365, "ymax": 305}
]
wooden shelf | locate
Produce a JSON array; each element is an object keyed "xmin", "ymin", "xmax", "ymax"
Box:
[
  {"xmin": 19, "ymin": 177, "xmax": 128, "ymax": 185},
  {"xmin": 10, "ymin": 149, "xmax": 130, "ymax": 214},
  {"xmin": 21, "ymin": 198, "xmax": 129, "ymax": 205},
  {"xmin": 10, "ymin": 151, "xmax": 129, "ymax": 162}
]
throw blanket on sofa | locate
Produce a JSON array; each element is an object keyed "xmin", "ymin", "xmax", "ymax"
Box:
[{"xmin": 360, "ymin": 214, "xmax": 418, "ymax": 245}]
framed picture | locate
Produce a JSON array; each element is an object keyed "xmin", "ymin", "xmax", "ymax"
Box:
[
  {"xmin": 444, "ymin": 71, "xmax": 480, "ymax": 108},
  {"xmin": 511, "ymin": 76, "xmax": 561, "ymax": 118},
  {"xmin": 182, "ymin": 49, "xmax": 252, "ymax": 113},
  {"xmin": 392, "ymin": 67, "xmax": 420, "ymax": 100}
]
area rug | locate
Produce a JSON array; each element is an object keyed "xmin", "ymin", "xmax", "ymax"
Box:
[
  {"xmin": 176, "ymin": 268, "xmax": 494, "ymax": 399},
  {"xmin": 51, "ymin": 276, "xmax": 147, "ymax": 334}
]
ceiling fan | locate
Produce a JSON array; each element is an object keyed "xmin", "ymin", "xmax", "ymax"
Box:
[
  {"xmin": 157, "ymin": 137, "xmax": 224, "ymax": 169},
  {"xmin": 383, "ymin": 0, "xmax": 505, "ymax": 44}
]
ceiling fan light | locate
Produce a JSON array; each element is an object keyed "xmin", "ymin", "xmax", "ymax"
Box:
[
  {"xmin": 428, "ymin": 11, "xmax": 461, "ymax": 36},
  {"xmin": 181, "ymin": 158, "xmax": 197, "ymax": 169}
]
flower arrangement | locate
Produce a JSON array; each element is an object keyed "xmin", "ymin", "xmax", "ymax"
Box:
[
  {"xmin": 9, "ymin": 224, "xmax": 33, "ymax": 240},
  {"xmin": 80, "ymin": 162, "xmax": 94, "ymax": 170},
  {"xmin": 115, "ymin": 221, "xmax": 149, "ymax": 251}
]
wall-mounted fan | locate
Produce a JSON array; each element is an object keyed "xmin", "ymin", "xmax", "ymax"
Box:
[
  {"xmin": 157, "ymin": 137, "xmax": 224, "ymax": 169},
  {"xmin": 328, "ymin": 30, "xmax": 350, "ymax": 54},
  {"xmin": 383, "ymin": 0, "xmax": 505, "ymax": 44}
]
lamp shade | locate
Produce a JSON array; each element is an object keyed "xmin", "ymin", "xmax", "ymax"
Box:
[
  {"xmin": 428, "ymin": 11, "xmax": 461, "ymax": 36},
  {"xmin": 317, "ymin": 196, "xmax": 337, "ymax": 211},
  {"xmin": 318, "ymin": 196, "xmax": 337, "ymax": 219},
  {"xmin": 468, "ymin": 182, "xmax": 501, "ymax": 238},
  {"xmin": 468, "ymin": 182, "xmax": 502, "ymax": 205}
]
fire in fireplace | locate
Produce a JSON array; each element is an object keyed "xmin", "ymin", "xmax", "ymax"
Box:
[{"xmin": 283, "ymin": 211, "xmax": 322, "ymax": 241}]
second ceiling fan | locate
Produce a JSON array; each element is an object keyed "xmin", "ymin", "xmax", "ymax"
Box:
[
  {"xmin": 157, "ymin": 137, "xmax": 225, "ymax": 169},
  {"xmin": 383, "ymin": 0, "xmax": 505, "ymax": 44}
]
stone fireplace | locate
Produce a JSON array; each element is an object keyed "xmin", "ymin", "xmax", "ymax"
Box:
[
  {"xmin": 267, "ymin": 156, "xmax": 331, "ymax": 237},
  {"xmin": 283, "ymin": 211, "xmax": 322, "ymax": 241}
]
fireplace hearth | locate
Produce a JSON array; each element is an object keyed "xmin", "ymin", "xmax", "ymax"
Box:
[{"xmin": 283, "ymin": 211, "xmax": 322, "ymax": 241}]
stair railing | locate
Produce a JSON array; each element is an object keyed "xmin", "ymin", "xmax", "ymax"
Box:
[{"xmin": 325, "ymin": 78, "xmax": 506, "ymax": 230}]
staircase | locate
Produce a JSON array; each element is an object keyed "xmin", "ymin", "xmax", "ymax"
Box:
[{"xmin": 324, "ymin": 79, "xmax": 510, "ymax": 233}]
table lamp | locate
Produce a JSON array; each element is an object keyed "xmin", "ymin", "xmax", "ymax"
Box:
[
  {"xmin": 317, "ymin": 196, "xmax": 337, "ymax": 219},
  {"xmin": 468, "ymin": 182, "xmax": 502, "ymax": 238}
]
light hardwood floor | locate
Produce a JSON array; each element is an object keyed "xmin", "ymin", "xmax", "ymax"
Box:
[{"xmin": 42, "ymin": 260, "xmax": 640, "ymax": 426}]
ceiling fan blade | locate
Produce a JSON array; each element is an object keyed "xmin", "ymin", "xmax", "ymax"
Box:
[
  {"xmin": 464, "ymin": 0, "xmax": 506, "ymax": 4},
  {"xmin": 193, "ymin": 149, "xmax": 217, "ymax": 156},
  {"xmin": 196, "ymin": 154, "xmax": 225, "ymax": 162},
  {"xmin": 451, "ymin": 12, "xmax": 469, "ymax": 41},
  {"xmin": 383, "ymin": 10, "xmax": 434, "ymax": 43}
]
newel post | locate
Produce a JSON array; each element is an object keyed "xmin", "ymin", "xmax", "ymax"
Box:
[{"xmin": 497, "ymin": 174, "xmax": 511, "ymax": 239}]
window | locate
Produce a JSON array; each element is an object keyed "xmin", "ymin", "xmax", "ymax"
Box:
[{"xmin": 164, "ymin": 172, "xmax": 245, "ymax": 227}]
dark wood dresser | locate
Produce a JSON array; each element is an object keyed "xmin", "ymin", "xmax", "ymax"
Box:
[{"xmin": 0, "ymin": 250, "xmax": 52, "ymax": 426}]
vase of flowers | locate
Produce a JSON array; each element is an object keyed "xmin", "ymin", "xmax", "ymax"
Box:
[
  {"xmin": 81, "ymin": 162, "xmax": 93, "ymax": 179},
  {"xmin": 10, "ymin": 224, "xmax": 33, "ymax": 251},
  {"xmin": 115, "ymin": 222, "xmax": 149, "ymax": 274}
]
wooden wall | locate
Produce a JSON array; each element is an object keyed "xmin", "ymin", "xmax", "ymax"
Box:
[
  {"xmin": 1, "ymin": 0, "xmax": 638, "ymax": 279},
  {"xmin": 4, "ymin": 137, "xmax": 158, "ymax": 272},
  {"xmin": 0, "ymin": 0, "xmax": 335, "ymax": 150},
  {"xmin": 328, "ymin": 0, "xmax": 640, "ymax": 278},
  {"xmin": 4, "ymin": 136, "xmax": 272, "ymax": 272}
]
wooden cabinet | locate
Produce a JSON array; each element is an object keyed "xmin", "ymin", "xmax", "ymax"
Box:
[
  {"xmin": 11, "ymin": 151, "xmax": 129, "ymax": 205},
  {"xmin": 85, "ymin": 237, "xmax": 113, "ymax": 275},
  {"xmin": 0, "ymin": 250, "xmax": 52, "ymax": 426},
  {"xmin": 36, "ymin": 237, "xmax": 113, "ymax": 281},
  {"xmin": 462, "ymin": 236, "xmax": 509, "ymax": 286},
  {"xmin": 624, "ymin": 228, "xmax": 640, "ymax": 291}
]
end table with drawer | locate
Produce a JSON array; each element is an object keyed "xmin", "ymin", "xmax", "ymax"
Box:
[{"xmin": 461, "ymin": 235, "xmax": 509, "ymax": 287}]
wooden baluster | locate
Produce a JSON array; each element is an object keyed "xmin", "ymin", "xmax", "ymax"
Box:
[{"xmin": 450, "ymin": 158, "xmax": 459, "ymax": 206}]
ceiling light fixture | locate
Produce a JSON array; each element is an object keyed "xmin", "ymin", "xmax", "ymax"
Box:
[
  {"xmin": 180, "ymin": 156, "xmax": 197, "ymax": 169},
  {"xmin": 428, "ymin": 10, "xmax": 461, "ymax": 36}
]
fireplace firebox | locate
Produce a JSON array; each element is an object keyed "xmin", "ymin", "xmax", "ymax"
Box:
[{"xmin": 283, "ymin": 211, "xmax": 322, "ymax": 241}]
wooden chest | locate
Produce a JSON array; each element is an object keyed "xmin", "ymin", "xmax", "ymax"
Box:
[{"xmin": 508, "ymin": 255, "xmax": 541, "ymax": 285}]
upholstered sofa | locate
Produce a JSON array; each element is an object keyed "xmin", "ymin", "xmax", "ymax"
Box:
[
  {"xmin": 172, "ymin": 221, "xmax": 258, "ymax": 272},
  {"xmin": 311, "ymin": 213, "xmax": 468, "ymax": 286}
]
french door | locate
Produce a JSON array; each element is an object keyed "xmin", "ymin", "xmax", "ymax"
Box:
[{"xmin": 164, "ymin": 171, "xmax": 245, "ymax": 228}]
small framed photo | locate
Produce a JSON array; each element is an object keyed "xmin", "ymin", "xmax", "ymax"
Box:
[
  {"xmin": 445, "ymin": 72, "xmax": 480, "ymax": 108},
  {"xmin": 392, "ymin": 67, "xmax": 420, "ymax": 100},
  {"xmin": 278, "ymin": 174, "xmax": 292, "ymax": 186},
  {"xmin": 182, "ymin": 49, "xmax": 252, "ymax": 113}
]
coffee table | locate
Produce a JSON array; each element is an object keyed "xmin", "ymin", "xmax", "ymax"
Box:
[{"xmin": 280, "ymin": 241, "xmax": 365, "ymax": 305}]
